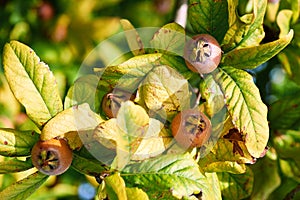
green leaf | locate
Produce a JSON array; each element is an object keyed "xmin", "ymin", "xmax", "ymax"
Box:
[
  {"xmin": 272, "ymin": 130, "xmax": 300, "ymax": 166},
  {"xmin": 238, "ymin": 0, "xmax": 267, "ymax": 47},
  {"xmin": 222, "ymin": 0, "xmax": 266, "ymax": 51},
  {"xmin": 150, "ymin": 23, "xmax": 185, "ymax": 55},
  {"xmin": 188, "ymin": 0, "xmax": 229, "ymax": 43},
  {"xmin": 278, "ymin": 46, "xmax": 300, "ymax": 85},
  {"xmin": 64, "ymin": 75, "xmax": 100, "ymax": 109},
  {"xmin": 221, "ymin": 30, "xmax": 294, "ymax": 69},
  {"xmin": 213, "ymin": 67, "xmax": 269, "ymax": 158},
  {"xmin": 0, "ymin": 171, "xmax": 48, "ymax": 200},
  {"xmin": 120, "ymin": 19, "xmax": 145, "ymax": 56},
  {"xmin": 105, "ymin": 173, "xmax": 127, "ymax": 200},
  {"xmin": 126, "ymin": 187, "xmax": 149, "ymax": 200},
  {"xmin": 200, "ymin": 74, "xmax": 225, "ymax": 117},
  {"xmin": 2, "ymin": 41, "xmax": 63, "ymax": 127},
  {"xmin": 250, "ymin": 151, "xmax": 281, "ymax": 200},
  {"xmin": 158, "ymin": 55, "xmax": 195, "ymax": 79},
  {"xmin": 122, "ymin": 153, "xmax": 208, "ymax": 199},
  {"xmin": 0, "ymin": 158, "xmax": 33, "ymax": 174},
  {"xmin": 97, "ymin": 53, "xmax": 161, "ymax": 91},
  {"xmin": 140, "ymin": 65, "xmax": 192, "ymax": 120},
  {"xmin": 268, "ymin": 96, "xmax": 300, "ymax": 130},
  {"xmin": 0, "ymin": 129, "xmax": 39, "ymax": 157},
  {"xmin": 267, "ymin": 177, "xmax": 299, "ymax": 200},
  {"xmin": 71, "ymin": 153, "xmax": 107, "ymax": 176},
  {"xmin": 217, "ymin": 166, "xmax": 254, "ymax": 200},
  {"xmin": 41, "ymin": 103, "xmax": 103, "ymax": 149},
  {"xmin": 279, "ymin": 159, "xmax": 300, "ymax": 182}
]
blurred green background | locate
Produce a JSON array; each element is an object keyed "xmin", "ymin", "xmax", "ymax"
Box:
[
  {"xmin": 0, "ymin": 0, "xmax": 177, "ymax": 199},
  {"xmin": 0, "ymin": 0, "xmax": 300, "ymax": 199}
]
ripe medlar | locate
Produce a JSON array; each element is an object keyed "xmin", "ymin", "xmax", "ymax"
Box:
[
  {"xmin": 31, "ymin": 138, "xmax": 73, "ymax": 176},
  {"xmin": 171, "ymin": 109, "xmax": 212, "ymax": 148},
  {"xmin": 101, "ymin": 89, "xmax": 135, "ymax": 118},
  {"xmin": 184, "ymin": 34, "xmax": 222, "ymax": 74}
]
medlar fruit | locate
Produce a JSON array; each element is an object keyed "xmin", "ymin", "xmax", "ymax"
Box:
[
  {"xmin": 184, "ymin": 34, "xmax": 222, "ymax": 74},
  {"xmin": 171, "ymin": 109, "xmax": 212, "ymax": 148},
  {"xmin": 102, "ymin": 89, "xmax": 135, "ymax": 118},
  {"xmin": 31, "ymin": 138, "xmax": 73, "ymax": 176}
]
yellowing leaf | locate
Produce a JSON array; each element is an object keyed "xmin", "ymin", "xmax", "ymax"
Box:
[
  {"xmin": 120, "ymin": 19, "xmax": 145, "ymax": 56},
  {"xmin": 149, "ymin": 22, "xmax": 185, "ymax": 55},
  {"xmin": 105, "ymin": 173, "xmax": 127, "ymax": 200},
  {"xmin": 140, "ymin": 65, "xmax": 192, "ymax": 120},
  {"xmin": 0, "ymin": 129, "xmax": 39, "ymax": 157},
  {"xmin": 213, "ymin": 67, "xmax": 269, "ymax": 158},
  {"xmin": 41, "ymin": 103, "xmax": 103, "ymax": 149},
  {"xmin": 94, "ymin": 101, "xmax": 171, "ymax": 170},
  {"xmin": 126, "ymin": 187, "xmax": 149, "ymax": 200},
  {"xmin": 218, "ymin": 166, "xmax": 254, "ymax": 199},
  {"xmin": 98, "ymin": 53, "xmax": 161, "ymax": 91},
  {"xmin": 222, "ymin": 30, "xmax": 294, "ymax": 69},
  {"xmin": 130, "ymin": 118, "xmax": 172, "ymax": 160},
  {"xmin": 3, "ymin": 41, "xmax": 63, "ymax": 127},
  {"xmin": 0, "ymin": 171, "xmax": 48, "ymax": 200},
  {"xmin": 277, "ymin": 10, "xmax": 293, "ymax": 38}
]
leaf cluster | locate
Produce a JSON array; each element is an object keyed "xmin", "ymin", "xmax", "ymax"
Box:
[{"xmin": 0, "ymin": 0, "xmax": 299, "ymax": 199}]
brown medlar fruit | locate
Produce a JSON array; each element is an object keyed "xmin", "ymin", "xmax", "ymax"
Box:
[
  {"xmin": 171, "ymin": 109, "xmax": 212, "ymax": 148},
  {"xmin": 101, "ymin": 89, "xmax": 135, "ymax": 118},
  {"xmin": 184, "ymin": 34, "xmax": 222, "ymax": 74},
  {"xmin": 31, "ymin": 138, "xmax": 73, "ymax": 175}
]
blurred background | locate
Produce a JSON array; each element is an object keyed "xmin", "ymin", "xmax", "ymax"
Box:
[
  {"xmin": 0, "ymin": 0, "xmax": 299, "ymax": 199},
  {"xmin": 0, "ymin": 0, "xmax": 178, "ymax": 199}
]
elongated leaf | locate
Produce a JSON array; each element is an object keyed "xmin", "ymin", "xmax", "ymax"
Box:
[
  {"xmin": 105, "ymin": 173, "xmax": 127, "ymax": 200},
  {"xmin": 41, "ymin": 103, "xmax": 103, "ymax": 149},
  {"xmin": 120, "ymin": 19, "xmax": 145, "ymax": 56},
  {"xmin": 217, "ymin": 167, "xmax": 253, "ymax": 200},
  {"xmin": 122, "ymin": 153, "xmax": 208, "ymax": 199},
  {"xmin": 3, "ymin": 41, "xmax": 63, "ymax": 127},
  {"xmin": 98, "ymin": 53, "xmax": 161, "ymax": 91},
  {"xmin": 268, "ymin": 96, "xmax": 300, "ymax": 130},
  {"xmin": 213, "ymin": 67, "xmax": 269, "ymax": 158},
  {"xmin": 0, "ymin": 158, "xmax": 33, "ymax": 174},
  {"xmin": 222, "ymin": 0, "xmax": 266, "ymax": 51},
  {"xmin": 188, "ymin": 0, "xmax": 228, "ymax": 43},
  {"xmin": 0, "ymin": 129, "xmax": 39, "ymax": 157},
  {"xmin": 71, "ymin": 153, "xmax": 107, "ymax": 176},
  {"xmin": 222, "ymin": 30, "xmax": 294, "ymax": 69},
  {"xmin": 0, "ymin": 171, "xmax": 48, "ymax": 200},
  {"xmin": 150, "ymin": 23, "xmax": 185, "ymax": 55},
  {"xmin": 238, "ymin": 0, "xmax": 267, "ymax": 47}
]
